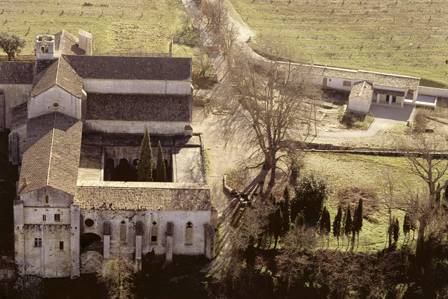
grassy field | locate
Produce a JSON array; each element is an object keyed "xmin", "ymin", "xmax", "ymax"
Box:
[
  {"xmin": 230, "ymin": 0, "xmax": 448, "ymax": 86},
  {"xmin": 304, "ymin": 153, "xmax": 445, "ymax": 252},
  {"xmin": 0, "ymin": 0, "xmax": 191, "ymax": 56}
]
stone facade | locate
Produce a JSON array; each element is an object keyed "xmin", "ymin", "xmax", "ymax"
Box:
[{"xmin": 5, "ymin": 30, "xmax": 214, "ymax": 279}]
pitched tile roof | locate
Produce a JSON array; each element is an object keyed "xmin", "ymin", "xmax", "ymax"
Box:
[
  {"xmin": 32, "ymin": 56, "xmax": 83, "ymax": 97},
  {"xmin": 349, "ymin": 81, "xmax": 373, "ymax": 102},
  {"xmin": 63, "ymin": 55, "xmax": 192, "ymax": 81},
  {"xmin": 86, "ymin": 93, "xmax": 191, "ymax": 122},
  {"xmin": 0, "ymin": 61, "xmax": 34, "ymax": 84},
  {"xmin": 75, "ymin": 182, "xmax": 211, "ymax": 211},
  {"xmin": 19, "ymin": 113, "xmax": 82, "ymax": 195},
  {"xmin": 11, "ymin": 102, "xmax": 27, "ymax": 128}
]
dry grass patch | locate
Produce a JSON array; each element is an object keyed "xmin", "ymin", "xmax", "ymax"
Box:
[
  {"xmin": 230, "ymin": 0, "xmax": 448, "ymax": 86},
  {"xmin": 0, "ymin": 0, "xmax": 189, "ymax": 55}
]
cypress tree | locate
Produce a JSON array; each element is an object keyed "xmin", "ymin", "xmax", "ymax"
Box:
[
  {"xmin": 281, "ymin": 187, "xmax": 291, "ymax": 232},
  {"xmin": 137, "ymin": 129, "xmax": 153, "ymax": 182},
  {"xmin": 333, "ymin": 206, "xmax": 342, "ymax": 242},
  {"xmin": 155, "ymin": 140, "xmax": 167, "ymax": 182},
  {"xmin": 343, "ymin": 207, "xmax": 352, "ymax": 238},
  {"xmin": 272, "ymin": 204, "xmax": 282, "ymax": 249},
  {"xmin": 354, "ymin": 199, "xmax": 363, "ymax": 232},
  {"xmin": 393, "ymin": 218, "xmax": 400, "ymax": 245},
  {"xmin": 319, "ymin": 206, "xmax": 331, "ymax": 235},
  {"xmin": 444, "ymin": 181, "xmax": 448, "ymax": 201},
  {"xmin": 324, "ymin": 209, "xmax": 331, "ymax": 236},
  {"xmin": 403, "ymin": 213, "xmax": 411, "ymax": 240}
]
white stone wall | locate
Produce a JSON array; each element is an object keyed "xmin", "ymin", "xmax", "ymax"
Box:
[
  {"xmin": 15, "ymin": 187, "xmax": 79, "ymax": 278},
  {"xmin": 8, "ymin": 124, "xmax": 25, "ymax": 165},
  {"xmin": 325, "ymin": 77, "xmax": 353, "ymax": 91},
  {"xmin": 348, "ymin": 95, "xmax": 372, "ymax": 114},
  {"xmin": 0, "ymin": 84, "xmax": 32, "ymax": 128},
  {"xmin": 83, "ymin": 79, "xmax": 191, "ymax": 95},
  {"xmin": 81, "ymin": 210, "xmax": 211, "ymax": 259},
  {"xmin": 418, "ymin": 86, "xmax": 448, "ymax": 98},
  {"xmin": 84, "ymin": 120, "xmax": 189, "ymax": 135},
  {"xmin": 28, "ymin": 86, "xmax": 82, "ymax": 120}
]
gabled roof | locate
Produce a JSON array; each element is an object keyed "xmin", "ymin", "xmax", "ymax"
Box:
[
  {"xmin": 75, "ymin": 182, "xmax": 211, "ymax": 211},
  {"xmin": 19, "ymin": 113, "xmax": 82, "ymax": 196},
  {"xmin": 32, "ymin": 56, "xmax": 83, "ymax": 98},
  {"xmin": 0, "ymin": 61, "xmax": 34, "ymax": 84},
  {"xmin": 349, "ymin": 81, "xmax": 373, "ymax": 101},
  {"xmin": 63, "ymin": 55, "xmax": 192, "ymax": 81},
  {"xmin": 86, "ymin": 93, "xmax": 191, "ymax": 122}
]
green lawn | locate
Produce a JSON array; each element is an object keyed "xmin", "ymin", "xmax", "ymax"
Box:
[
  {"xmin": 0, "ymin": 0, "xmax": 190, "ymax": 56},
  {"xmin": 303, "ymin": 153, "xmax": 444, "ymax": 252},
  {"xmin": 230, "ymin": 0, "xmax": 448, "ymax": 86}
]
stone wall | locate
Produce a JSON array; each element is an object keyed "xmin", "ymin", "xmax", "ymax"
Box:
[
  {"xmin": 15, "ymin": 187, "xmax": 79, "ymax": 278},
  {"xmin": 28, "ymin": 86, "xmax": 82, "ymax": 120},
  {"xmin": 80, "ymin": 209, "xmax": 212, "ymax": 271},
  {"xmin": 84, "ymin": 120, "xmax": 190, "ymax": 135},
  {"xmin": 0, "ymin": 84, "xmax": 32, "ymax": 128},
  {"xmin": 418, "ymin": 86, "xmax": 448, "ymax": 98},
  {"xmin": 83, "ymin": 79, "xmax": 192, "ymax": 95}
]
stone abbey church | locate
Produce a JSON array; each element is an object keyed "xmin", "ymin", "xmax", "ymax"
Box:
[{"xmin": 0, "ymin": 30, "xmax": 215, "ymax": 278}]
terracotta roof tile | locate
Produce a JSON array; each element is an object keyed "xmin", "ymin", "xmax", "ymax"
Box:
[
  {"xmin": 86, "ymin": 93, "xmax": 191, "ymax": 122},
  {"xmin": 63, "ymin": 55, "xmax": 191, "ymax": 81},
  {"xmin": 32, "ymin": 57, "xmax": 83, "ymax": 97},
  {"xmin": 75, "ymin": 182, "xmax": 211, "ymax": 211},
  {"xmin": 19, "ymin": 113, "xmax": 82, "ymax": 195},
  {"xmin": 0, "ymin": 61, "xmax": 34, "ymax": 84}
]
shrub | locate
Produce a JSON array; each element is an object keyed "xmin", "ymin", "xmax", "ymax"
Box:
[{"xmin": 291, "ymin": 174, "xmax": 329, "ymax": 228}]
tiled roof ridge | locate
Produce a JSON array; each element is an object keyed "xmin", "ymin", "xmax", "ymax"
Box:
[{"xmin": 46, "ymin": 114, "xmax": 57, "ymax": 187}]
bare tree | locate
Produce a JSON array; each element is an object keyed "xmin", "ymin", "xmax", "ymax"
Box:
[
  {"xmin": 219, "ymin": 60, "xmax": 319, "ymax": 201},
  {"xmin": 406, "ymin": 134, "xmax": 448, "ymax": 199},
  {"xmin": 403, "ymin": 134, "xmax": 448, "ymax": 260}
]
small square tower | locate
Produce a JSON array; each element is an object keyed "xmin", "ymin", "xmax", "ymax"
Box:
[{"xmin": 36, "ymin": 35, "xmax": 56, "ymax": 60}]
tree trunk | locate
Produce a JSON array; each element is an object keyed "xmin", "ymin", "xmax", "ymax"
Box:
[{"xmin": 416, "ymin": 216, "xmax": 427, "ymax": 264}]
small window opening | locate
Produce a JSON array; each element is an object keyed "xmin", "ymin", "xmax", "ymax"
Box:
[
  {"xmin": 59, "ymin": 241, "xmax": 64, "ymax": 250},
  {"xmin": 42, "ymin": 215, "xmax": 46, "ymax": 222},
  {"xmin": 151, "ymin": 221, "xmax": 158, "ymax": 244},
  {"xmin": 45, "ymin": 195, "xmax": 49, "ymax": 204},
  {"xmin": 54, "ymin": 214, "xmax": 61, "ymax": 222},
  {"xmin": 120, "ymin": 221, "xmax": 127, "ymax": 243},
  {"xmin": 185, "ymin": 221, "xmax": 193, "ymax": 245},
  {"xmin": 34, "ymin": 238, "xmax": 42, "ymax": 248}
]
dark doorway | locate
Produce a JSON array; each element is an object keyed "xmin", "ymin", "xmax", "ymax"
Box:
[{"xmin": 80, "ymin": 233, "xmax": 102, "ymax": 254}]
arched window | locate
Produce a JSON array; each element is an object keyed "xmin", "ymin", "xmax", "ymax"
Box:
[
  {"xmin": 150, "ymin": 221, "xmax": 158, "ymax": 245},
  {"xmin": 185, "ymin": 221, "xmax": 193, "ymax": 245},
  {"xmin": 44, "ymin": 195, "xmax": 49, "ymax": 204},
  {"xmin": 103, "ymin": 221, "xmax": 111, "ymax": 236},
  {"xmin": 120, "ymin": 221, "xmax": 127, "ymax": 244},
  {"xmin": 135, "ymin": 221, "xmax": 144, "ymax": 236}
]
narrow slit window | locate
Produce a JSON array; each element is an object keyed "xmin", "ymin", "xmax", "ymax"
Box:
[
  {"xmin": 59, "ymin": 241, "xmax": 64, "ymax": 250},
  {"xmin": 151, "ymin": 221, "xmax": 158, "ymax": 244},
  {"xmin": 120, "ymin": 221, "xmax": 127, "ymax": 243},
  {"xmin": 185, "ymin": 222, "xmax": 193, "ymax": 245}
]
